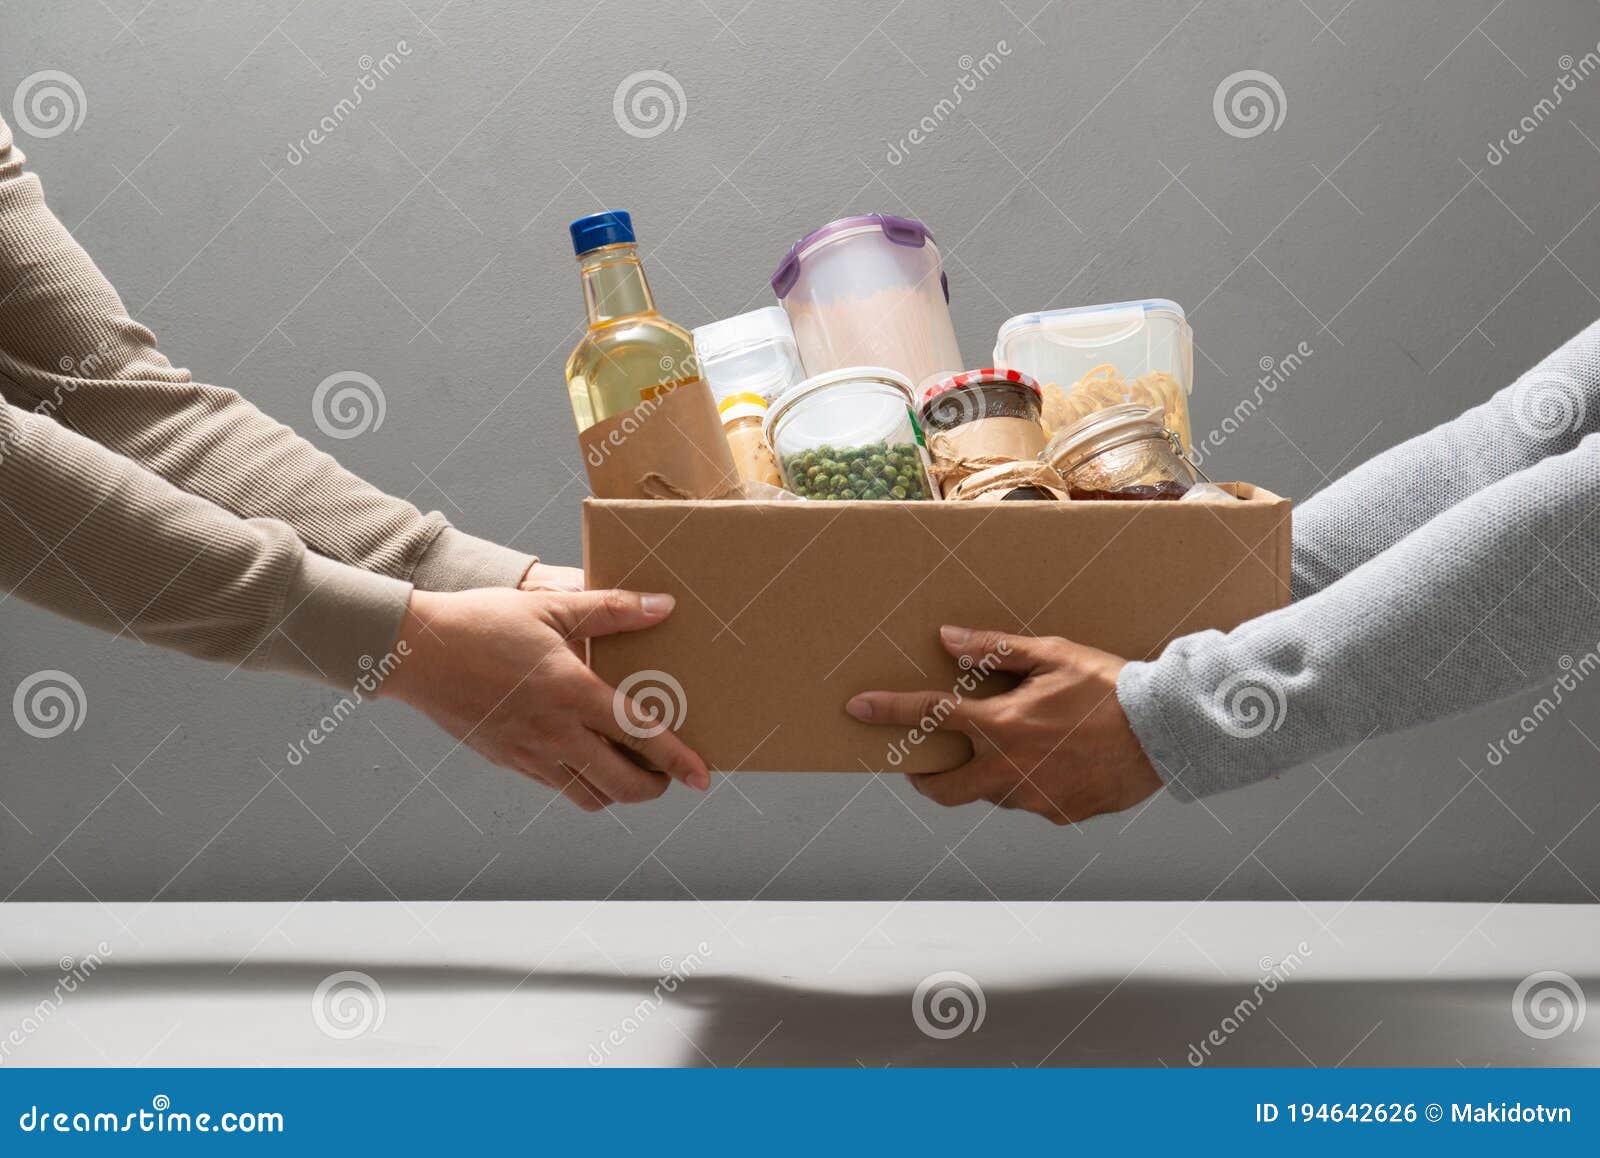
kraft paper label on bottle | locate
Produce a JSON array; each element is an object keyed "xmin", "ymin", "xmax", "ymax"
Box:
[{"xmin": 579, "ymin": 377, "xmax": 742, "ymax": 500}]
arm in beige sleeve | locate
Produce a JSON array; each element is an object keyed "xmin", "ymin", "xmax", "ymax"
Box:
[
  {"xmin": 0, "ymin": 395, "xmax": 411, "ymax": 685},
  {"xmin": 0, "ymin": 114, "xmax": 532, "ymax": 592}
]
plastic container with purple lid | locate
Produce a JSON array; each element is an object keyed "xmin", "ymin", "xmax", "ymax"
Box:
[{"xmin": 770, "ymin": 213, "xmax": 963, "ymax": 391}]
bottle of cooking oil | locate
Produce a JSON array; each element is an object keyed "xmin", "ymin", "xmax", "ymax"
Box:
[{"xmin": 565, "ymin": 210, "xmax": 736, "ymax": 499}]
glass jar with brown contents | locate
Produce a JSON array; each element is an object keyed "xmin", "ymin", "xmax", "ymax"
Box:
[
  {"xmin": 717, "ymin": 392, "xmax": 783, "ymax": 489},
  {"xmin": 1042, "ymin": 403, "xmax": 1200, "ymax": 500},
  {"xmin": 917, "ymin": 367, "xmax": 1047, "ymax": 498},
  {"xmin": 945, "ymin": 460, "xmax": 1069, "ymax": 502}
]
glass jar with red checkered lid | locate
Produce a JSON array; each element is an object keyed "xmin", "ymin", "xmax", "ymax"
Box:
[{"xmin": 916, "ymin": 367, "xmax": 1048, "ymax": 498}]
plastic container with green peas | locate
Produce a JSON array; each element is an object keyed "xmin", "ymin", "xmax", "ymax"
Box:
[{"xmin": 763, "ymin": 367, "xmax": 937, "ymax": 501}]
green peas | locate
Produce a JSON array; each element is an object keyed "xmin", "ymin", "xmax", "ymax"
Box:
[{"xmin": 782, "ymin": 441, "xmax": 932, "ymax": 500}]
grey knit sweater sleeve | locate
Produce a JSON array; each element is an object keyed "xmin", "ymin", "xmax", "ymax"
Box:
[{"xmin": 1117, "ymin": 317, "xmax": 1600, "ymax": 800}]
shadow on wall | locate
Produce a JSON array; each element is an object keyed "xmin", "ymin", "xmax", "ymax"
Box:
[{"xmin": 3, "ymin": 959, "xmax": 1593, "ymax": 1067}]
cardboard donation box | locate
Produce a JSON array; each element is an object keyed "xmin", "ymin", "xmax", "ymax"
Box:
[{"xmin": 585, "ymin": 485, "xmax": 1291, "ymax": 774}]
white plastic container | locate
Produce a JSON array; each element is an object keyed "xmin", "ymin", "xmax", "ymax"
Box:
[
  {"xmin": 692, "ymin": 306, "xmax": 805, "ymax": 404},
  {"xmin": 770, "ymin": 214, "xmax": 963, "ymax": 392},
  {"xmin": 993, "ymin": 299, "xmax": 1194, "ymax": 452}
]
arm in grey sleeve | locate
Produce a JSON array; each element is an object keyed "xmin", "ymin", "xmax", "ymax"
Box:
[
  {"xmin": 1117, "ymin": 431, "xmax": 1600, "ymax": 800},
  {"xmin": 1290, "ymin": 317, "xmax": 1600, "ymax": 598}
]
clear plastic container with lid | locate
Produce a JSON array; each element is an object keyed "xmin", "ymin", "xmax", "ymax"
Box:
[
  {"xmin": 771, "ymin": 214, "xmax": 963, "ymax": 390},
  {"xmin": 993, "ymin": 298, "xmax": 1194, "ymax": 451},
  {"xmin": 692, "ymin": 306, "xmax": 806, "ymax": 404},
  {"xmin": 1043, "ymin": 403, "xmax": 1200, "ymax": 500},
  {"xmin": 763, "ymin": 366, "xmax": 935, "ymax": 501}
]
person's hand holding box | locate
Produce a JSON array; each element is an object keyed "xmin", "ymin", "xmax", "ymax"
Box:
[
  {"xmin": 847, "ymin": 626, "xmax": 1162, "ymax": 823},
  {"xmin": 384, "ymin": 588, "xmax": 713, "ymax": 811}
]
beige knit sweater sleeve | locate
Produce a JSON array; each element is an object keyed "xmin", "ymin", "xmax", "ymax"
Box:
[
  {"xmin": 0, "ymin": 398, "xmax": 412, "ymax": 683},
  {"xmin": 0, "ymin": 114, "xmax": 533, "ymax": 684}
]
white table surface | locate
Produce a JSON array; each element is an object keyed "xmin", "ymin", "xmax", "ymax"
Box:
[{"xmin": 0, "ymin": 901, "xmax": 1595, "ymax": 1067}]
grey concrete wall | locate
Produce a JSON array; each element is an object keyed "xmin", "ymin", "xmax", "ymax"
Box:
[{"xmin": 4, "ymin": 0, "xmax": 1599, "ymax": 903}]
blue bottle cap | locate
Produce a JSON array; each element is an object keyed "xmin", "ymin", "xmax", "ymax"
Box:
[{"xmin": 569, "ymin": 210, "xmax": 635, "ymax": 255}]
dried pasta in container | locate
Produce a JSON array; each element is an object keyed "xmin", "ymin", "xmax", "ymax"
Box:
[{"xmin": 995, "ymin": 299, "xmax": 1195, "ymax": 453}]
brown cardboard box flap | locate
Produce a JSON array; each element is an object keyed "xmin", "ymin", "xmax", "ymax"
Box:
[{"xmin": 585, "ymin": 485, "xmax": 1290, "ymax": 773}]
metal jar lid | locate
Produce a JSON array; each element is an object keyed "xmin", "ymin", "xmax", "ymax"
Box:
[
  {"xmin": 1042, "ymin": 403, "xmax": 1176, "ymax": 477},
  {"xmin": 918, "ymin": 366, "xmax": 1043, "ymax": 408}
]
